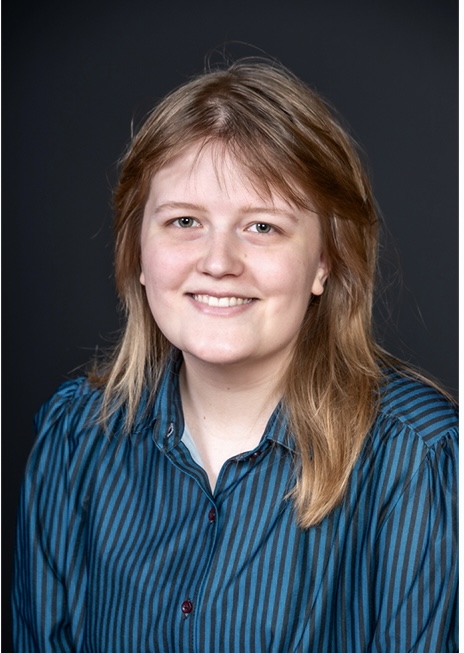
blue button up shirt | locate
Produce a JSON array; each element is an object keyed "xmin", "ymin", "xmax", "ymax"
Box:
[{"xmin": 13, "ymin": 357, "xmax": 458, "ymax": 651}]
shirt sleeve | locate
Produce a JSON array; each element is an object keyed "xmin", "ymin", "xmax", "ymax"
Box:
[
  {"xmin": 12, "ymin": 380, "xmax": 86, "ymax": 653},
  {"xmin": 371, "ymin": 427, "xmax": 458, "ymax": 652}
]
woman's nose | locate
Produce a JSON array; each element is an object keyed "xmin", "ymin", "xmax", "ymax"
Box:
[{"xmin": 197, "ymin": 230, "xmax": 245, "ymax": 277}]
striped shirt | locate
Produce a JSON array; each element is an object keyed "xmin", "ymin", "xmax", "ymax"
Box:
[{"xmin": 13, "ymin": 357, "xmax": 458, "ymax": 652}]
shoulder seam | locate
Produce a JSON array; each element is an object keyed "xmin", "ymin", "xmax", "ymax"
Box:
[{"xmin": 376, "ymin": 405, "xmax": 458, "ymax": 449}]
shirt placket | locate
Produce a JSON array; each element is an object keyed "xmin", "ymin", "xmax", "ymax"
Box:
[{"xmin": 162, "ymin": 430, "xmax": 271, "ymax": 652}]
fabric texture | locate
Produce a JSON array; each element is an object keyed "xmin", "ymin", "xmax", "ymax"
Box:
[{"xmin": 13, "ymin": 356, "xmax": 458, "ymax": 652}]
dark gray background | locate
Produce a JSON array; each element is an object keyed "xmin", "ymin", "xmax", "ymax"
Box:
[{"xmin": 3, "ymin": 1, "xmax": 457, "ymax": 648}]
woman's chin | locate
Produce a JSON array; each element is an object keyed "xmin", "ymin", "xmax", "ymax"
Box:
[{"xmin": 181, "ymin": 343, "xmax": 257, "ymax": 368}]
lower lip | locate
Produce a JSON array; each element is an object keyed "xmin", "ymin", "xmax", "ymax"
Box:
[{"xmin": 187, "ymin": 295, "xmax": 256, "ymax": 315}]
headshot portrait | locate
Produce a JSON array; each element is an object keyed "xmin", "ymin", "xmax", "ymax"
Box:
[{"xmin": 4, "ymin": 1, "xmax": 457, "ymax": 651}]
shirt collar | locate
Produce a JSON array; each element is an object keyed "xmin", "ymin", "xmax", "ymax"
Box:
[{"xmin": 134, "ymin": 352, "xmax": 296, "ymax": 454}]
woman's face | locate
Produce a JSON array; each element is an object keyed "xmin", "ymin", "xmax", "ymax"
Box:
[{"xmin": 140, "ymin": 143, "xmax": 328, "ymax": 373}]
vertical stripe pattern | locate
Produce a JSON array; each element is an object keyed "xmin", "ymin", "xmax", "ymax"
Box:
[{"xmin": 13, "ymin": 361, "xmax": 458, "ymax": 651}]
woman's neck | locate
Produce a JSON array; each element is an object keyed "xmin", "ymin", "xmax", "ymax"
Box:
[{"xmin": 179, "ymin": 355, "xmax": 284, "ymax": 490}]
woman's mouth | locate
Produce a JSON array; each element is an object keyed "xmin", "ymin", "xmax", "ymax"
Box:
[{"xmin": 192, "ymin": 294, "xmax": 254, "ymax": 307}]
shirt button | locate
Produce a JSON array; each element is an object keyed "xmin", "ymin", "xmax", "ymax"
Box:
[
  {"xmin": 181, "ymin": 600, "xmax": 193, "ymax": 615},
  {"xmin": 208, "ymin": 508, "xmax": 216, "ymax": 523},
  {"xmin": 250, "ymin": 451, "xmax": 260, "ymax": 460}
]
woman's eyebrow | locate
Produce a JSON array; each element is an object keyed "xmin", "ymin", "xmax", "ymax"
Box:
[
  {"xmin": 241, "ymin": 205, "xmax": 319, "ymax": 219},
  {"xmin": 153, "ymin": 201, "xmax": 206, "ymax": 214},
  {"xmin": 240, "ymin": 206, "xmax": 298, "ymax": 220}
]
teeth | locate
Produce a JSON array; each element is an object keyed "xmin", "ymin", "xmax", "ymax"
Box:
[{"xmin": 193, "ymin": 295, "xmax": 253, "ymax": 307}]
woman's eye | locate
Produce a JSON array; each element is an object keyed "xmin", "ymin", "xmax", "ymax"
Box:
[
  {"xmin": 250, "ymin": 222, "xmax": 273, "ymax": 234},
  {"xmin": 174, "ymin": 217, "xmax": 197, "ymax": 228}
]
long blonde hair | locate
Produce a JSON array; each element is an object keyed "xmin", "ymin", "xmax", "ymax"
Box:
[{"xmin": 93, "ymin": 60, "xmax": 388, "ymax": 527}]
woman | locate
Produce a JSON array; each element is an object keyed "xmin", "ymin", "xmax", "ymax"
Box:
[{"xmin": 13, "ymin": 60, "xmax": 457, "ymax": 651}]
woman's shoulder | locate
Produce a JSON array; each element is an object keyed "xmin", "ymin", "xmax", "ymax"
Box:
[
  {"xmin": 354, "ymin": 369, "xmax": 458, "ymax": 519},
  {"xmin": 375, "ymin": 367, "xmax": 458, "ymax": 448},
  {"xmin": 35, "ymin": 376, "xmax": 103, "ymax": 427},
  {"xmin": 32, "ymin": 376, "xmax": 108, "ymax": 455}
]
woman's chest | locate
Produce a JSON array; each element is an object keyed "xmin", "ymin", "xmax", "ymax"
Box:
[{"xmin": 74, "ymin": 443, "xmax": 374, "ymax": 652}]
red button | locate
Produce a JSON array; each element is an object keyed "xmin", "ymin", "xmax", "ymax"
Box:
[
  {"xmin": 181, "ymin": 600, "xmax": 193, "ymax": 615},
  {"xmin": 208, "ymin": 508, "xmax": 216, "ymax": 522}
]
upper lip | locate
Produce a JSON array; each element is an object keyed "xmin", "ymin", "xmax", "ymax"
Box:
[{"xmin": 187, "ymin": 291, "xmax": 256, "ymax": 299}]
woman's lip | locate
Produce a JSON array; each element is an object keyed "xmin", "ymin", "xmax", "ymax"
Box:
[{"xmin": 190, "ymin": 294, "xmax": 254, "ymax": 307}]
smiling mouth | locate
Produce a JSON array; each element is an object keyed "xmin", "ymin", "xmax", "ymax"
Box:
[{"xmin": 192, "ymin": 294, "xmax": 254, "ymax": 307}]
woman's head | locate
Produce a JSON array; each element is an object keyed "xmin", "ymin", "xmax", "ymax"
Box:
[{"xmin": 113, "ymin": 59, "xmax": 379, "ymax": 372}]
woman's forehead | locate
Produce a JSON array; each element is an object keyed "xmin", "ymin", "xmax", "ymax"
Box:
[{"xmin": 150, "ymin": 140, "xmax": 317, "ymax": 212}]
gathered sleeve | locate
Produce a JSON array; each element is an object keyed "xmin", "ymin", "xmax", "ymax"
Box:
[
  {"xmin": 12, "ymin": 380, "xmax": 90, "ymax": 653},
  {"xmin": 370, "ymin": 425, "xmax": 458, "ymax": 652}
]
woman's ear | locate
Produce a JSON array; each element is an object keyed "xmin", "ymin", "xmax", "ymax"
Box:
[{"xmin": 311, "ymin": 254, "xmax": 330, "ymax": 296}]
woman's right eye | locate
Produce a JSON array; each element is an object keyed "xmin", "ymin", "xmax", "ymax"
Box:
[{"xmin": 173, "ymin": 217, "xmax": 198, "ymax": 228}]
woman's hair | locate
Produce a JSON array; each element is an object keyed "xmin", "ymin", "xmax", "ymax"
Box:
[{"xmin": 93, "ymin": 59, "xmax": 388, "ymax": 527}]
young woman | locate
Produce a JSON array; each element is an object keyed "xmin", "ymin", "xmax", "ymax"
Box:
[{"xmin": 13, "ymin": 60, "xmax": 457, "ymax": 652}]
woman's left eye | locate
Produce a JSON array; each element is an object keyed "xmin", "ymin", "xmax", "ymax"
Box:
[{"xmin": 249, "ymin": 222, "xmax": 274, "ymax": 234}]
